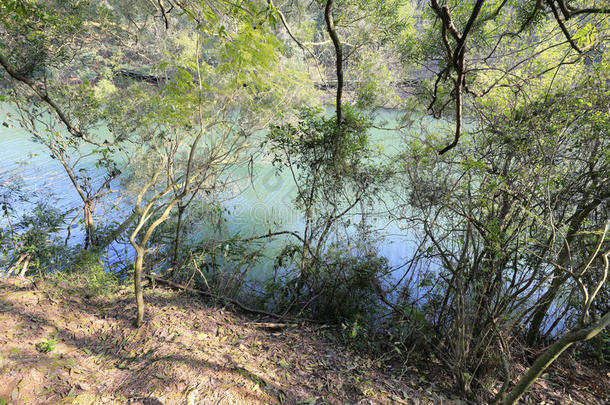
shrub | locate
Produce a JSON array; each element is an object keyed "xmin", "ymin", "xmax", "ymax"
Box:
[
  {"xmin": 35, "ymin": 337, "xmax": 57, "ymax": 353},
  {"xmin": 1, "ymin": 202, "xmax": 70, "ymax": 276},
  {"xmin": 269, "ymin": 245, "xmax": 390, "ymax": 325},
  {"xmin": 68, "ymin": 249, "xmax": 119, "ymax": 296}
]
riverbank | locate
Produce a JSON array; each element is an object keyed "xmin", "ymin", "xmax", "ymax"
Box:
[{"xmin": 0, "ymin": 277, "xmax": 607, "ymax": 404}]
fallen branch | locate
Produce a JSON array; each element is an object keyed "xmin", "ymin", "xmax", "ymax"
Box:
[
  {"xmin": 142, "ymin": 273, "xmax": 283, "ymax": 319},
  {"xmin": 245, "ymin": 322, "xmax": 298, "ymax": 329}
]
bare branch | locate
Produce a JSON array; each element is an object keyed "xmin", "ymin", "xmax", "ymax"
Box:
[{"xmin": 546, "ymin": 0, "xmax": 583, "ymax": 54}]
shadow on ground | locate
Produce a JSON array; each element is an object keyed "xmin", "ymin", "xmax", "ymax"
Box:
[{"xmin": 0, "ymin": 278, "xmax": 420, "ymax": 405}]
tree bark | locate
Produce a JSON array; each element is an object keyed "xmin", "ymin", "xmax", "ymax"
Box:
[
  {"xmin": 17, "ymin": 254, "xmax": 30, "ymax": 278},
  {"xmin": 171, "ymin": 203, "xmax": 185, "ymax": 268},
  {"xmin": 324, "ymin": 0, "xmax": 343, "ymax": 129},
  {"xmin": 134, "ymin": 248, "xmax": 145, "ymax": 327},
  {"xmin": 526, "ymin": 195, "xmax": 606, "ymax": 345},
  {"xmin": 84, "ymin": 198, "xmax": 95, "ymax": 249},
  {"xmin": 503, "ymin": 311, "xmax": 610, "ymax": 405}
]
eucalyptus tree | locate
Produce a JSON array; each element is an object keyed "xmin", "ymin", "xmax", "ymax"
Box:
[
  {"xmin": 267, "ymin": 0, "xmax": 417, "ymax": 112},
  {"xmin": 9, "ymin": 103, "xmax": 127, "ymax": 250},
  {"xmin": 386, "ymin": 0, "xmax": 609, "ymax": 398},
  {"xmin": 0, "ymin": 0, "xmax": 140, "ymax": 145},
  {"xmin": 263, "ymin": 105, "xmax": 391, "ymax": 318},
  {"xmin": 503, "ymin": 225, "xmax": 610, "ymax": 399}
]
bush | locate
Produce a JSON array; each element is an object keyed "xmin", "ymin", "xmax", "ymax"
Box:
[
  {"xmin": 309, "ymin": 252, "xmax": 389, "ymax": 323},
  {"xmin": 68, "ymin": 249, "xmax": 120, "ymax": 296},
  {"xmin": 584, "ymin": 328, "xmax": 610, "ymax": 365},
  {"xmin": 168, "ymin": 236, "xmax": 265, "ymax": 301},
  {"xmin": 269, "ymin": 245, "xmax": 390, "ymax": 325},
  {"xmin": 1, "ymin": 202, "xmax": 71, "ymax": 276}
]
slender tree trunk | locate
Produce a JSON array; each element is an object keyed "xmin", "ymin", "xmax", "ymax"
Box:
[
  {"xmin": 525, "ymin": 273, "xmax": 567, "ymax": 344},
  {"xmin": 171, "ymin": 203, "xmax": 185, "ymax": 268},
  {"xmin": 324, "ymin": 0, "xmax": 343, "ymax": 161},
  {"xmin": 503, "ymin": 311, "xmax": 610, "ymax": 405},
  {"xmin": 324, "ymin": 0, "xmax": 342, "ymax": 126},
  {"xmin": 84, "ymin": 198, "xmax": 95, "ymax": 249},
  {"xmin": 6, "ymin": 253, "xmax": 25, "ymax": 277},
  {"xmin": 134, "ymin": 247, "xmax": 145, "ymax": 327},
  {"xmin": 526, "ymin": 196, "xmax": 606, "ymax": 345},
  {"xmin": 18, "ymin": 254, "xmax": 30, "ymax": 278},
  {"xmin": 130, "ymin": 196, "xmax": 184, "ymax": 326}
]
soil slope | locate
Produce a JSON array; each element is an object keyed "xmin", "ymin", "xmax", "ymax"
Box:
[{"xmin": 0, "ymin": 278, "xmax": 607, "ymax": 404}]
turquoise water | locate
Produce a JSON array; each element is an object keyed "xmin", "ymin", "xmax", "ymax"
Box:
[{"xmin": 0, "ymin": 104, "xmax": 426, "ymax": 280}]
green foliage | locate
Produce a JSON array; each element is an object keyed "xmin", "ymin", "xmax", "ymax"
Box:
[
  {"xmin": 266, "ymin": 104, "xmax": 385, "ymax": 214},
  {"xmin": 175, "ymin": 236, "xmax": 264, "ymax": 300},
  {"xmin": 263, "ymin": 105, "xmax": 391, "ymax": 323},
  {"xmin": 394, "ymin": 59, "xmax": 610, "ymax": 395},
  {"xmin": 0, "ymin": 0, "xmax": 86, "ymax": 76},
  {"xmin": 305, "ymin": 251, "xmax": 389, "ymax": 323},
  {"xmin": 0, "ymin": 201, "xmax": 70, "ymax": 275},
  {"xmin": 349, "ymin": 50, "xmax": 400, "ymax": 110},
  {"xmin": 68, "ymin": 250, "xmax": 119, "ymax": 297},
  {"xmin": 0, "ymin": 1, "xmax": 608, "ymax": 401},
  {"xmin": 585, "ymin": 328, "xmax": 610, "ymax": 365},
  {"xmin": 35, "ymin": 337, "xmax": 57, "ymax": 353},
  {"xmin": 267, "ymin": 245, "xmax": 390, "ymax": 325}
]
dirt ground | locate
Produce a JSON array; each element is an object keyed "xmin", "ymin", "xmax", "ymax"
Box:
[{"xmin": 0, "ymin": 278, "xmax": 607, "ymax": 404}]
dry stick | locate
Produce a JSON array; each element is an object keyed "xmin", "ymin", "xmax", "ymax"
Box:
[
  {"xmin": 142, "ymin": 273, "xmax": 284, "ymax": 319},
  {"xmin": 490, "ymin": 318, "xmax": 512, "ymax": 404},
  {"xmin": 245, "ymin": 322, "xmax": 297, "ymax": 329}
]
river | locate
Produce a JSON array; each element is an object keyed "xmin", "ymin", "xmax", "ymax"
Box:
[{"xmin": 0, "ymin": 104, "xmax": 425, "ymax": 284}]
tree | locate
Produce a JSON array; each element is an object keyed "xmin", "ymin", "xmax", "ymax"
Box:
[
  {"xmin": 122, "ymin": 1, "xmax": 310, "ymax": 326},
  {"xmin": 418, "ymin": 0, "xmax": 610, "ymax": 154},
  {"xmin": 264, "ymin": 105, "xmax": 388, "ymax": 310},
  {"xmin": 392, "ymin": 55, "xmax": 609, "ymax": 396},
  {"xmin": 503, "ymin": 223, "xmax": 610, "ymax": 405},
  {"xmin": 10, "ymin": 103, "xmax": 126, "ymax": 250}
]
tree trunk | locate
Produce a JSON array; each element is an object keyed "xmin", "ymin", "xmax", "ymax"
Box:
[
  {"xmin": 171, "ymin": 203, "xmax": 185, "ymax": 268},
  {"xmin": 6, "ymin": 253, "xmax": 25, "ymax": 277},
  {"xmin": 134, "ymin": 248, "xmax": 145, "ymax": 327},
  {"xmin": 84, "ymin": 198, "xmax": 95, "ymax": 249},
  {"xmin": 18, "ymin": 254, "xmax": 30, "ymax": 278},
  {"xmin": 503, "ymin": 311, "xmax": 610, "ymax": 405},
  {"xmin": 526, "ymin": 194, "xmax": 606, "ymax": 345},
  {"xmin": 525, "ymin": 273, "xmax": 567, "ymax": 345},
  {"xmin": 324, "ymin": 0, "xmax": 343, "ymax": 162}
]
